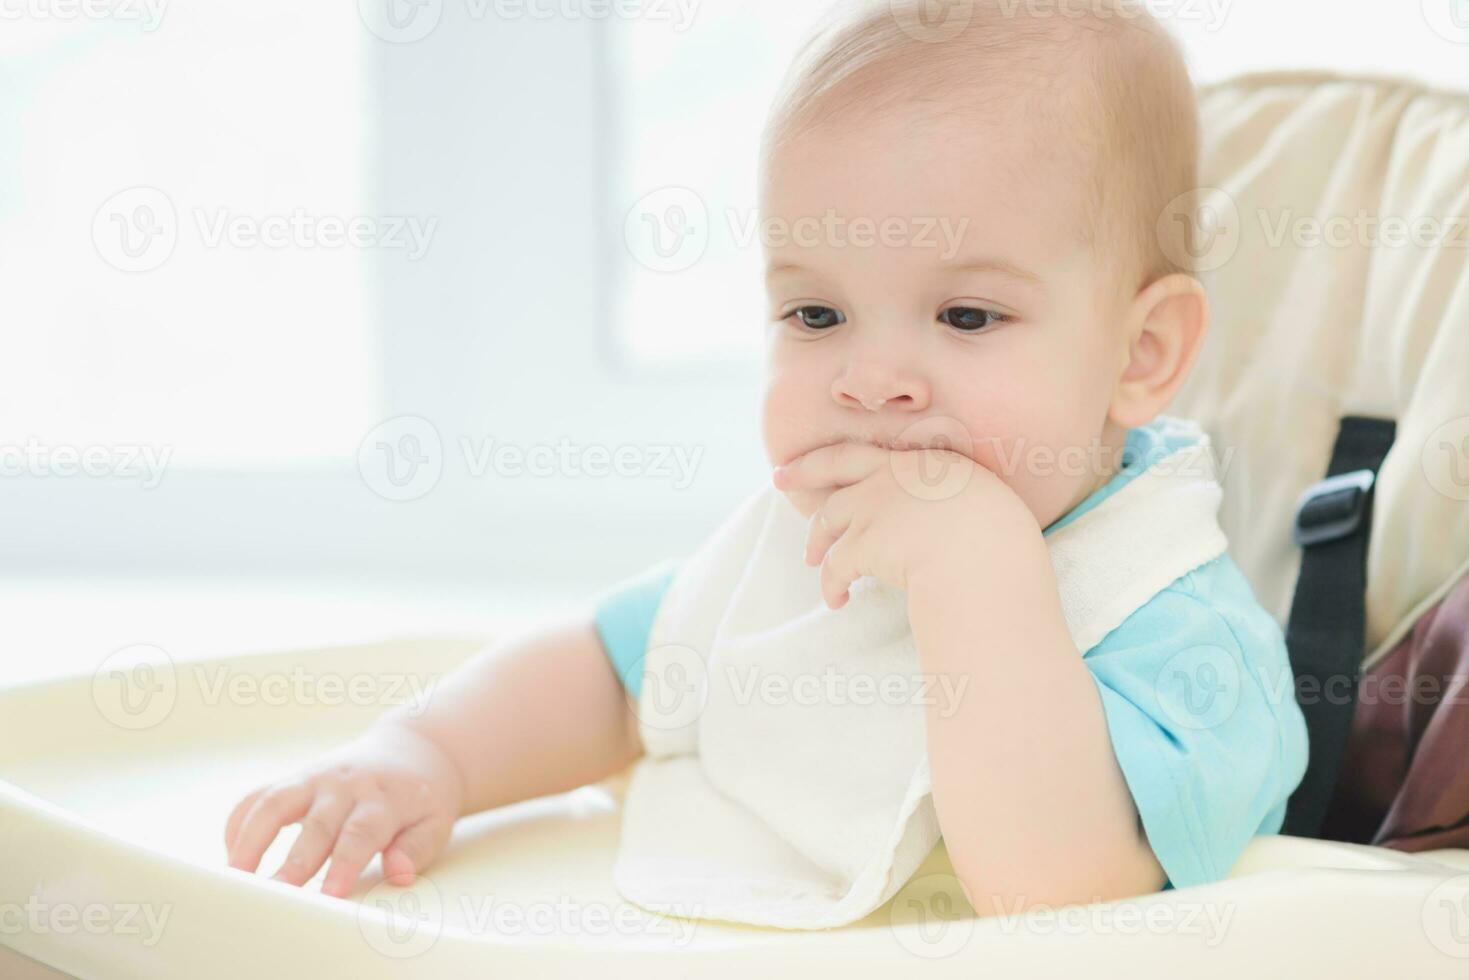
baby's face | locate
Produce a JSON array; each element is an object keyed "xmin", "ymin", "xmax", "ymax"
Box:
[{"xmin": 760, "ymin": 104, "xmax": 1130, "ymax": 530}]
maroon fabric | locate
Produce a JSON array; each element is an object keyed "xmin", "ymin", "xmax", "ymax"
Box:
[{"xmin": 1321, "ymin": 569, "xmax": 1469, "ymax": 850}]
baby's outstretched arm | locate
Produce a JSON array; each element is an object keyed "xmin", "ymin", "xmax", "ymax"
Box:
[{"xmin": 223, "ymin": 614, "xmax": 642, "ymax": 897}]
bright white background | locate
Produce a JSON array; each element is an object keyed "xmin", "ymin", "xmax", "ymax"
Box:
[{"xmin": 1, "ymin": 0, "xmax": 1465, "ymax": 675}]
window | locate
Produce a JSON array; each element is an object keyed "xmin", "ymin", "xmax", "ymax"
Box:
[
  {"xmin": 0, "ymin": 6, "xmax": 372, "ymax": 466},
  {"xmin": 607, "ymin": 1, "xmax": 831, "ymax": 368},
  {"xmin": 0, "ymin": 8, "xmax": 764, "ymax": 589}
]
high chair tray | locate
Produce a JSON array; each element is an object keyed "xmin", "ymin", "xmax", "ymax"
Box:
[{"xmin": 3, "ymin": 637, "xmax": 1468, "ymax": 979}]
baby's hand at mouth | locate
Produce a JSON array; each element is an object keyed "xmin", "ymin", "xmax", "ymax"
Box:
[
  {"xmin": 771, "ymin": 442, "xmax": 1031, "ymax": 609},
  {"xmin": 774, "ymin": 439, "xmax": 961, "ymax": 518}
]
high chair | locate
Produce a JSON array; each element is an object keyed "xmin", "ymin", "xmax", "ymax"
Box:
[{"xmin": 4, "ymin": 69, "xmax": 1469, "ymax": 978}]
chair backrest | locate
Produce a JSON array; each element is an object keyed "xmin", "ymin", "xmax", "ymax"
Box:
[{"xmin": 1173, "ymin": 70, "xmax": 1469, "ymax": 665}]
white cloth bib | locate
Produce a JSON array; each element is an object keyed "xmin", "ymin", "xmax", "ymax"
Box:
[{"xmin": 614, "ymin": 434, "xmax": 1229, "ymax": 929}]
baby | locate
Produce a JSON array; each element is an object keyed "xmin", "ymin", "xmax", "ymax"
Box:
[{"xmin": 225, "ymin": 0, "xmax": 1308, "ymax": 914}]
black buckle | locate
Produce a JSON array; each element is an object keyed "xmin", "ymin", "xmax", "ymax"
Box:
[{"xmin": 1292, "ymin": 469, "xmax": 1376, "ymax": 548}]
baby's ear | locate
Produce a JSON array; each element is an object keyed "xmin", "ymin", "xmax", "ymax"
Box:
[{"xmin": 1108, "ymin": 273, "xmax": 1209, "ymax": 430}]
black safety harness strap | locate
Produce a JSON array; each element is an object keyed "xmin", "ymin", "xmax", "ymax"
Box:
[{"xmin": 1282, "ymin": 416, "xmax": 1397, "ymax": 838}]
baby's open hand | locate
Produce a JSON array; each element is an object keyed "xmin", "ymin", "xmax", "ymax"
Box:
[{"xmin": 224, "ymin": 722, "xmax": 466, "ymax": 898}]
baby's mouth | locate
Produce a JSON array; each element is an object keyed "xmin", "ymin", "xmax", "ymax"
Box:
[
  {"xmin": 776, "ymin": 432, "xmax": 979, "ymax": 470},
  {"xmin": 863, "ymin": 436, "xmax": 945, "ymax": 454},
  {"xmin": 832, "ymin": 431, "xmax": 914, "ymax": 452}
]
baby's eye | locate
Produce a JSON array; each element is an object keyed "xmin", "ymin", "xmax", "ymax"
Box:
[
  {"xmin": 785, "ymin": 306, "xmax": 846, "ymax": 330},
  {"xmin": 939, "ymin": 307, "xmax": 1007, "ymax": 332}
]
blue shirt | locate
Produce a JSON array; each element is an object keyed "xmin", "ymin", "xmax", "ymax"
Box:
[{"xmin": 590, "ymin": 417, "xmax": 1310, "ymax": 891}]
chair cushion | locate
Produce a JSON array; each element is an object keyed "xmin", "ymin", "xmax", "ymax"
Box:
[{"xmin": 1174, "ymin": 70, "xmax": 1469, "ymax": 664}]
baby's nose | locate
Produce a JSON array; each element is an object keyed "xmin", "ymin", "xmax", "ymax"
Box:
[{"xmin": 831, "ymin": 370, "xmax": 928, "ymax": 412}]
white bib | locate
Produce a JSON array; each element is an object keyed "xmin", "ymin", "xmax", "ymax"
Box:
[{"xmin": 614, "ymin": 430, "xmax": 1229, "ymax": 929}]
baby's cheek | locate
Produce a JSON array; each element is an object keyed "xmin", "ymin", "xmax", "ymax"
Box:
[
  {"xmin": 966, "ymin": 428, "xmax": 1091, "ymax": 529},
  {"xmin": 760, "ymin": 376, "xmax": 811, "ymax": 469},
  {"xmin": 761, "ymin": 345, "xmax": 840, "ymax": 464},
  {"xmin": 954, "ymin": 373, "xmax": 1108, "ymax": 524}
]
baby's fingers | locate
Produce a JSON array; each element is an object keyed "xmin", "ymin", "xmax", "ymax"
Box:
[
  {"xmin": 227, "ymin": 782, "xmax": 314, "ymax": 874},
  {"xmin": 224, "ymin": 787, "xmax": 264, "ymax": 855},
  {"xmin": 321, "ymin": 800, "xmax": 398, "ymax": 898},
  {"xmin": 382, "ymin": 815, "xmax": 452, "ymax": 885},
  {"xmin": 772, "ymin": 483, "xmax": 838, "ymax": 521},
  {"xmin": 272, "ymin": 792, "xmax": 354, "ymax": 887}
]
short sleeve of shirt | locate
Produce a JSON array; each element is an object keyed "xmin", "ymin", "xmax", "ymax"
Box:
[
  {"xmin": 1083, "ymin": 553, "xmax": 1309, "ymax": 890},
  {"xmin": 590, "ymin": 558, "xmax": 681, "ymax": 700}
]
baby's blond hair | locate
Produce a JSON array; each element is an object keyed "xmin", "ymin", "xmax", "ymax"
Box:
[{"xmin": 759, "ymin": 0, "xmax": 1201, "ymax": 296}]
